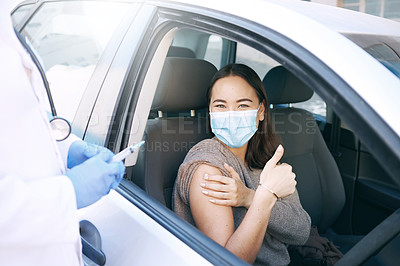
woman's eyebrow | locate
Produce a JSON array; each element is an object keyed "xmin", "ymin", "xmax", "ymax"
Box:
[
  {"xmin": 236, "ymin": 98, "xmax": 253, "ymax": 103},
  {"xmin": 212, "ymin": 99, "xmax": 227, "ymax": 104},
  {"xmin": 212, "ymin": 98, "xmax": 253, "ymax": 104}
]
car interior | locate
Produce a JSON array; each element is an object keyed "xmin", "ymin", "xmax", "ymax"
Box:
[{"xmin": 127, "ymin": 27, "xmax": 400, "ymax": 265}]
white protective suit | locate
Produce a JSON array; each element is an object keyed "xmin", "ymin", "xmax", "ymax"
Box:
[{"xmin": 0, "ymin": 2, "xmax": 83, "ymax": 265}]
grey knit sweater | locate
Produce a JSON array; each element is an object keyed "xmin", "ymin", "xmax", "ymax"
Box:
[{"xmin": 172, "ymin": 138, "xmax": 311, "ymax": 265}]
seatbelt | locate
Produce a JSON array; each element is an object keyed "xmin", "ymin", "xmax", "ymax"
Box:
[{"xmin": 329, "ymin": 112, "xmax": 342, "ymax": 158}]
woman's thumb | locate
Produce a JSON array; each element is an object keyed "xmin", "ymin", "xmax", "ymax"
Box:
[{"xmin": 266, "ymin": 144, "xmax": 284, "ymax": 169}]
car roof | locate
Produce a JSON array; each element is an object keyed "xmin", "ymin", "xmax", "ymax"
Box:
[{"xmin": 169, "ymin": 0, "xmax": 400, "ymax": 36}]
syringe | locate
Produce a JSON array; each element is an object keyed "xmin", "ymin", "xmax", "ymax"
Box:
[{"xmin": 111, "ymin": 141, "xmax": 145, "ymax": 163}]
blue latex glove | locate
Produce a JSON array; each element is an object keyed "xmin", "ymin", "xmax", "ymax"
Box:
[
  {"xmin": 67, "ymin": 140, "xmax": 107, "ymax": 169},
  {"xmin": 66, "ymin": 150, "xmax": 125, "ymax": 208}
]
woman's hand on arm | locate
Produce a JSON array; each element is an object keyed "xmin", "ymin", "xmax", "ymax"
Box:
[
  {"xmin": 199, "ymin": 163, "xmax": 255, "ymax": 209},
  {"xmin": 200, "ymin": 145, "xmax": 296, "ymax": 209}
]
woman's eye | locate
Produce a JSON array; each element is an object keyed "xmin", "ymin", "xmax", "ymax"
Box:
[
  {"xmin": 215, "ymin": 104, "xmax": 225, "ymax": 108},
  {"xmin": 238, "ymin": 104, "xmax": 250, "ymax": 109}
]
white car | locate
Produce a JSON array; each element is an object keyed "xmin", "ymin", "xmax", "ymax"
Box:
[{"xmin": 12, "ymin": 0, "xmax": 400, "ymax": 265}]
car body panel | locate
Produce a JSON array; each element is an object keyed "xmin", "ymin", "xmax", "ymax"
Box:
[{"xmin": 77, "ymin": 190, "xmax": 213, "ymax": 265}]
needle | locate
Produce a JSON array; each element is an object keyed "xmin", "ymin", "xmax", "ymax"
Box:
[{"xmin": 111, "ymin": 141, "xmax": 145, "ymax": 163}]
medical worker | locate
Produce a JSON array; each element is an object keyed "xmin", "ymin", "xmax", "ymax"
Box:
[{"xmin": 0, "ymin": 1, "xmax": 125, "ymax": 265}]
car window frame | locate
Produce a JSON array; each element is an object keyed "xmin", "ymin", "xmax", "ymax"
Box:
[
  {"xmin": 114, "ymin": 3, "xmax": 400, "ymax": 191},
  {"xmin": 156, "ymin": 4, "xmax": 400, "ymax": 186}
]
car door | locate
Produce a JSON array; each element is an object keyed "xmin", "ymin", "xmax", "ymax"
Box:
[{"xmin": 12, "ymin": 1, "xmax": 244, "ymax": 265}]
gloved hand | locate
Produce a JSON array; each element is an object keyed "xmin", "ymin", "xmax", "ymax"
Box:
[
  {"xmin": 66, "ymin": 150, "xmax": 125, "ymax": 209},
  {"xmin": 67, "ymin": 140, "xmax": 107, "ymax": 169}
]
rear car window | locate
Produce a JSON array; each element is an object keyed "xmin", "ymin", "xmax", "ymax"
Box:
[{"xmin": 344, "ymin": 33, "xmax": 400, "ymax": 78}]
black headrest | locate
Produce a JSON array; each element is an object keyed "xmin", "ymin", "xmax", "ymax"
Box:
[
  {"xmin": 262, "ymin": 66, "xmax": 313, "ymax": 104},
  {"xmin": 152, "ymin": 58, "xmax": 217, "ymax": 112},
  {"xmin": 167, "ymin": 46, "xmax": 196, "ymax": 58}
]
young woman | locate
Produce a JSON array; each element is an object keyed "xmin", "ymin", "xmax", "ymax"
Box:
[{"xmin": 173, "ymin": 64, "xmax": 310, "ymax": 265}]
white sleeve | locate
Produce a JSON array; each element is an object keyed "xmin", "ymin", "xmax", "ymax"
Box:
[
  {"xmin": 0, "ymin": 174, "xmax": 79, "ymax": 247},
  {"xmin": 0, "ymin": 22, "xmax": 80, "ymax": 249}
]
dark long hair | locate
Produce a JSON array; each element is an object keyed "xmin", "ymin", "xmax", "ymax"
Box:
[{"xmin": 206, "ymin": 64, "xmax": 280, "ymax": 169}]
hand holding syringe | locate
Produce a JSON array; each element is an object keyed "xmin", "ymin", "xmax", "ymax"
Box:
[{"xmin": 111, "ymin": 141, "xmax": 145, "ymax": 163}]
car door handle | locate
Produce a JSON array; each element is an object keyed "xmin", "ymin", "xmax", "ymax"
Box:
[{"xmin": 80, "ymin": 220, "xmax": 106, "ymax": 266}]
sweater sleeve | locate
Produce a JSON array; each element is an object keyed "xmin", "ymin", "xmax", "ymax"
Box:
[{"xmin": 266, "ymin": 189, "xmax": 311, "ymax": 245}]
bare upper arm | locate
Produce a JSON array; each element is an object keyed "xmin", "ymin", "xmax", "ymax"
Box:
[{"xmin": 189, "ymin": 164, "xmax": 235, "ymax": 247}]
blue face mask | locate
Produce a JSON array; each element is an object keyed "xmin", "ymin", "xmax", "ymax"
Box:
[{"xmin": 210, "ymin": 106, "xmax": 260, "ymax": 148}]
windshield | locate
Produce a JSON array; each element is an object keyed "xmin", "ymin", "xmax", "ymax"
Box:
[
  {"xmin": 15, "ymin": 1, "xmax": 130, "ymax": 121},
  {"xmin": 344, "ymin": 33, "xmax": 400, "ymax": 78}
]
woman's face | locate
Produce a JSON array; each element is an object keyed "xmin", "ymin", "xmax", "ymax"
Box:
[{"xmin": 209, "ymin": 75, "xmax": 265, "ymax": 123}]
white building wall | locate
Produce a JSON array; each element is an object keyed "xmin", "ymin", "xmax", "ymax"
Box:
[{"xmin": 310, "ymin": 0, "xmax": 400, "ymax": 22}]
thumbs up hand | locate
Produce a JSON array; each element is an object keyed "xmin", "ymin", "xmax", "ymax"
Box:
[{"xmin": 259, "ymin": 145, "xmax": 296, "ymax": 199}]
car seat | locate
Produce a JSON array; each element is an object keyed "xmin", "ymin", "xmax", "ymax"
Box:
[
  {"xmin": 263, "ymin": 65, "xmax": 346, "ymax": 234},
  {"xmin": 132, "ymin": 57, "xmax": 216, "ymax": 209},
  {"xmin": 263, "ymin": 66, "xmax": 357, "ymax": 248},
  {"xmin": 167, "ymin": 46, "xmax": 196, "ymax": 58}
]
